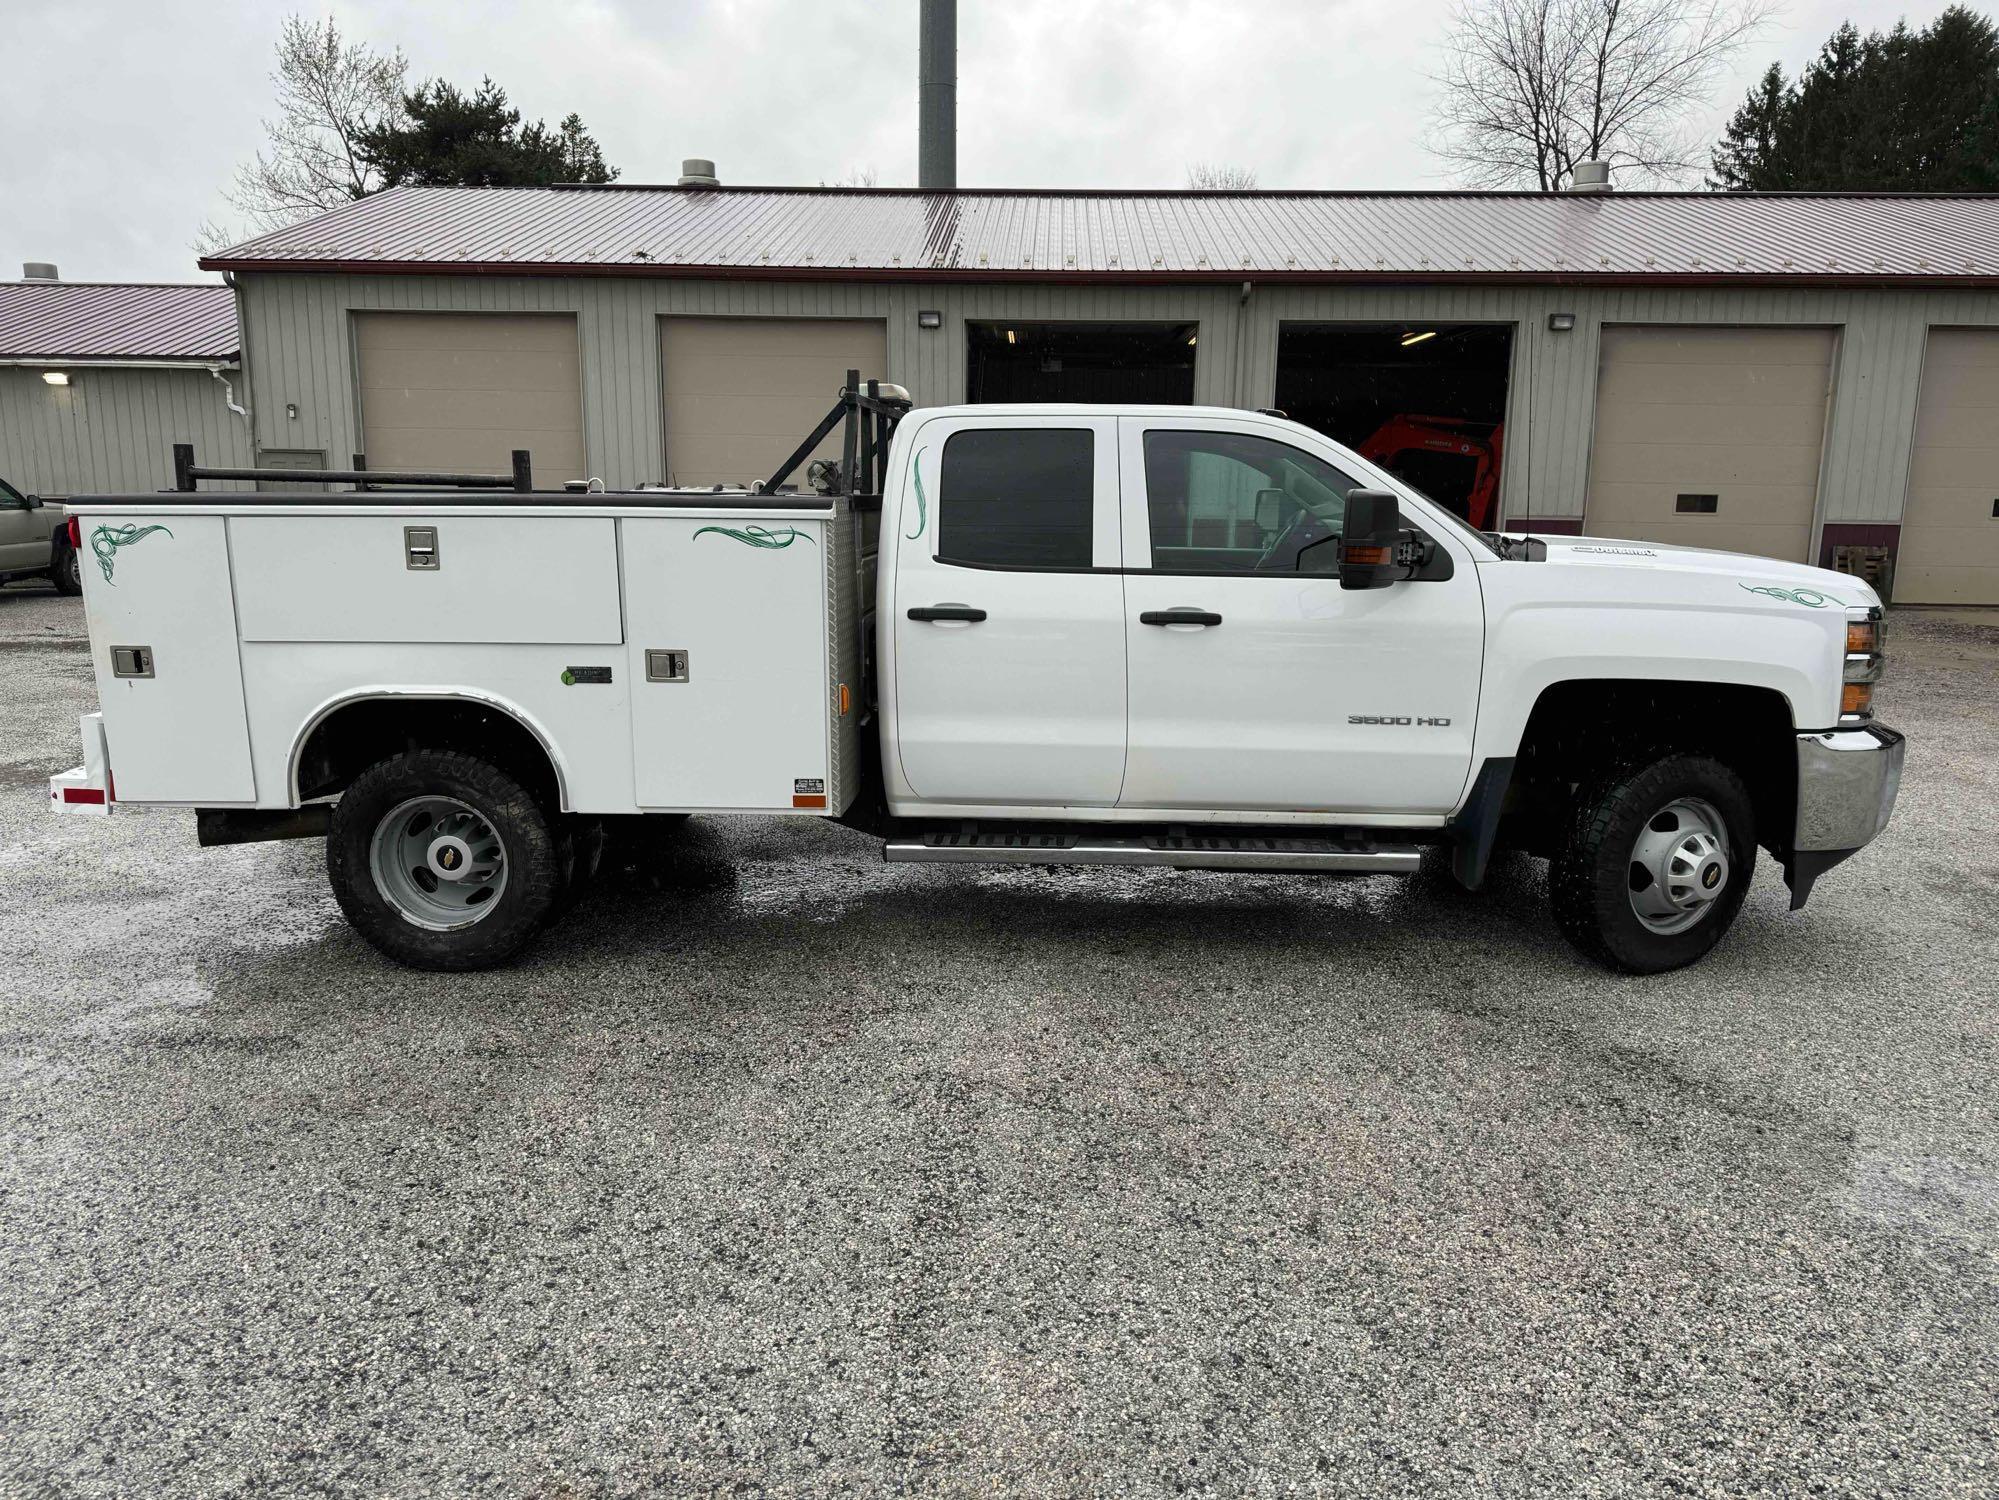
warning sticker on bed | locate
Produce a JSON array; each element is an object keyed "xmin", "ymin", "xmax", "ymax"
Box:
[{"xmin": 792, "ymin": 777, "xmax": 827, "ymax": 809}]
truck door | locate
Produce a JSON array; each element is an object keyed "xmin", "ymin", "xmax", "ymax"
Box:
[
  {"xmin": 0, "ymin": 479, "xmax": 40, "ymax": 570},
  {"xmin": 1116, "ymin": 416, "xmax": 1484, "ymax": 815},
  {"xmin": 887, "ymin": 415, "xmax": 1126, "ymax": 807}
]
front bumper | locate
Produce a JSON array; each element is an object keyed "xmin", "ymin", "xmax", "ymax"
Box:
[{"xmin": 1786, "ymin": 722, "xmax": 1905, "ymax": 908}]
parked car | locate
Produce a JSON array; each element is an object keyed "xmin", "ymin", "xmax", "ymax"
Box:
[
  {"xmin": 50, "ymin": 388, "xmax": 1902, "ymax": 976},
  {"xmin": 0, "ymin": 477, "xmax": 80, "ymax": 594}
]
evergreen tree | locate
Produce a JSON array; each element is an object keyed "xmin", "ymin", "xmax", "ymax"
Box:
[
  {"xmin": 1711, "ymin": 6, "xmax": 1999, "ymax": 189},
  {"xmin": 1711, "ymin": 63, "xmax": 1792, "ymax": 188},
  {"xmin": 358, "ymin": 78, "xmax": 619, "ymax": 188}
]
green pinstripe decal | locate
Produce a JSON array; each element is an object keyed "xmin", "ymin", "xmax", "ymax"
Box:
[
  {"xmin": 692, "ymin": 524, "xmax": 816, "ymax": 550},
  {"xmin": 906, "ymin": 447, "xmax": 930, "ymax": 541},
  {"xmin": 90, "ymin": 524, "xmax": 173, "ymax": 584},
  {"xmin": 1740, "ymin": 584, "xmax": 1848, "ymax": 609}
]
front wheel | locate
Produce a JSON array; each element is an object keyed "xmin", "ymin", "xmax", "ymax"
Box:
[
  {"xmin": 327, "ymin": 749, "xmax": 562, "ymax": 970},
  {"xmin": 1549, "ymin": 753, "xmax": 1756, "ymax": 974}
]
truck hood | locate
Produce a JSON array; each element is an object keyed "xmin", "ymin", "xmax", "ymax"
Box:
[{"xmin": 1509, "ymin": 532, "xmax": 1880, "ymax": 609}]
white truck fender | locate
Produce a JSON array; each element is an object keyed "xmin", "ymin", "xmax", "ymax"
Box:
[{"xmin": 287, "ymin": 686, "xmax": 576, "ymax": 810}]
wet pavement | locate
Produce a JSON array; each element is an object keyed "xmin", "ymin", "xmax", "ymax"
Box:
[{"xmin": 2, "ymin": 581, "xmax": 1994, "ymax": 1498}]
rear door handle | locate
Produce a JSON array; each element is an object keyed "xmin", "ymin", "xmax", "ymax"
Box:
[
  {"xmin": 1140, "ymin": 608, "xmax": 1222, "ymax": 627},
  {"xmin": 907, "ymin": 604, "xmax": 987, "ymax": 623}
]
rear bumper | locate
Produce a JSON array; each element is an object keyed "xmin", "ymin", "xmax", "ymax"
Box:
[
  {"xmin": 1786, "ymin": 722, "xmax": 1904, "ymax": 908},
  {"xmin": 48, "ymin": 712, "xmax": 113, "ymax": 815}
]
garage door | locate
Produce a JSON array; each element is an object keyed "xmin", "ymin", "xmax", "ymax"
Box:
[
  {"xmin": 660, "ymin": 317, "xmax": 887, "ymax": 487},
  {"xmin": 1585, "ymin": 326, "xmax": 1835, "ymax": 560},
  {"xmin": 1898, "ymin": 329, "xmax": 1999, "ymax": 604},
  {"xmin": 355, "ymin": 313, "xmax": 585, "ymax": 485}
]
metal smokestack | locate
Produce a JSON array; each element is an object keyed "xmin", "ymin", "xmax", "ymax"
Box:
[{"xmin": 919, "ymin": 0, "xmax": 956, "ymax": 189}]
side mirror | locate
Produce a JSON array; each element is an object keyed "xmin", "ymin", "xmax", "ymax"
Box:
[
  {"xmin": 1339, "ymin": 489, "xmax": 1413, "ymax": 591},
  {"xmin": 25, "ymin": 494, "xmax": 42, "ymax": 508},
  {"xmin": 1253, "ymin": 487, "xmax": 1287, "ymax": 534}
]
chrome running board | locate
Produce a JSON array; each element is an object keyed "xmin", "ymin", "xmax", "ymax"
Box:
[{"xmin": 884, "ymin": 830, "xmax": 1420, "ymax": 874}]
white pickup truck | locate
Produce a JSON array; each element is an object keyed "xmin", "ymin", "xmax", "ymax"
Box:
[{"xmin": 50, "ymin": 384, "xmax": 1903, "ymax": 975}]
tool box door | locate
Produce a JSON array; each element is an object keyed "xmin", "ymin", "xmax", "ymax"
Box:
[
  {"xmin": 624, "ymin": 516, "xmax": 830, "ymax": 810},
  {"xmin": 82, "ymin": 514, "xmax": 256, "ymax": 803}
]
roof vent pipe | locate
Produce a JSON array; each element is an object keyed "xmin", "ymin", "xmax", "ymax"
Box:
[
  {"xmin": 919, "ymin": 0, "xmax": 956, "ymax": 189},
  {"xmin": 1568, "ymin": 161, "xmax": 1612, "ymax": 193},
  {"xmin": 677, "ymin": 159, "xmax": 719, "ymax": 187},
  {"xmin": 22, "ymin": 262, "xmax": 58, "ymax": 280}
]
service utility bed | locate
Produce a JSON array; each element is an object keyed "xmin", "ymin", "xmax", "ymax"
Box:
[{"xmin": 67, "ymin": 492, "xmax": 865, "ymax": 819}]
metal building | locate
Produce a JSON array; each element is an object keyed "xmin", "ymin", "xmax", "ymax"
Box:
[
  {"xmin": 200, "ymin": 182, "xmax": 1999, "ymax": 604},
  {"xmin": 0, "ymin": 276, "xmax": 254, "ymax": 496}
]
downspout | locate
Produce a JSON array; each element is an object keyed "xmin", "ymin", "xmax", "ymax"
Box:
[
  {"xmin": 221, "ymin": 269, "xmax": 257, "ymax": 450},
  {"xmin": 207, "ymin": 365, "xmax": 248, "ymax": 422}
]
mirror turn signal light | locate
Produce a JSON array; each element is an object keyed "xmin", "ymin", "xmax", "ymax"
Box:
[{"xmin": 1344, "ymin": 544, "xmax": 1393, "ymax": 566}]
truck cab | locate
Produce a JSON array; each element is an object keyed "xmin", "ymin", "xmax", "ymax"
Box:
[
  {"xmin": 880, "ymin": 406, "xmax": 1484, "ymax": 823},
  {"xmin": 51, "ymin": 390, "xmax": 1904, "ymax": 977},
  {"xmin": 0, "ymin": 476, "xmax": 81, "ymax": 594}
]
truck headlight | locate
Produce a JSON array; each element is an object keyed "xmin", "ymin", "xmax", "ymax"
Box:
[{"xmin": 1842, "ymin": 608, "xmax": 1883, "ymax": 720}]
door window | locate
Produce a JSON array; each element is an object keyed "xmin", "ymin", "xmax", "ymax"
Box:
[
  {"xmin": 0, "ymin": 478, "xmax": 26, "ymax": 509},
  {"xmin": 936, "ymin": 429, "xmax": 1094, "ymax": 570},
  {"xmin": 1142, "ymin": 430, "xmax": 1358, "ymax": 574}
]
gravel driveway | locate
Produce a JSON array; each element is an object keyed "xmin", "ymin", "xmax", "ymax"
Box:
[{"xmin": 2, "ymin": 582, "xmax": 1993, "ymax": 1498}]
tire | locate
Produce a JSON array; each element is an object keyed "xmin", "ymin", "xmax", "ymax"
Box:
[
  {"xmin": 50, "ymin": 540, "xmax": 82, "ymax": 596},
  {"xmin": 326, "ymin": 749, "xmax": 562, "ymax": 971},
  {"xmin": 1549, "ymin": 753, "xmax": 1756, "ymax": 975}
]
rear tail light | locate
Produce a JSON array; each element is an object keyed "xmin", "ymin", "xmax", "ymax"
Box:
[{"xmin": 66, "ymin": 515, "xmax": 81, "ymax": 547}]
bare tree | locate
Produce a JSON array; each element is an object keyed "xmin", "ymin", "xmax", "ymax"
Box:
[
  {"xmin": 1186, "ymin": 163, "xmax": 1260, "ymax": 189},
  {"xmin": 821, "ymin": 166, "xmax": 882, "ymax": 188},
  {"xmin": 1432, "ymin": 0, "xmax": 1772, "ymax": 189},
  {"xmin": 225, "ymin": 15, "xmax": 408, "ymax": 233}
]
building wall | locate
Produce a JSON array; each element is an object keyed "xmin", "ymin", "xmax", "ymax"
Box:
[
  {"xmin": 235, "ymin": 271, "xmax": 1999, "ymax": 546},
  {"xmin": 0, "ymin": 364, "xmax": 254, "ymax": 496}
]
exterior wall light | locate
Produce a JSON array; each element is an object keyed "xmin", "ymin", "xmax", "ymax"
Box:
[
  {"xmin": 41, "ymin": 371, "xmax": 69, "ymax": 386},
  {"xmin": 1548, "ymin": 312, "xmax": 1577, "ymax": 332},
  {"xmin": 917, "ymin": 310, "xmax": 942, "ymax": 329}
]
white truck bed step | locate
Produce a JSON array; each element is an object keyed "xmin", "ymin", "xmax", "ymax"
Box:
[{"xmin": 883, "ymin": 830, "xmax": 1421, "ymax": 874}]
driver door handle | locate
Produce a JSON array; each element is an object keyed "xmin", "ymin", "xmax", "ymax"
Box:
[
  {"xmin": 1140, "ymin": 608, "xmax": 1223, "ymax": 627},
  {"xmin": 907, "ymin": 604, "xmax": 987, "ymax": 622}
]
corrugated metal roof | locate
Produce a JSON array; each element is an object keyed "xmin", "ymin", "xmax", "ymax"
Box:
[
  {"xmin": 198, "ymin": 184, "xmax": 1999, "ymax": 286},
  {"xmin": 0, "ymin": 281, "xmax": 239, "ymax": 361}
]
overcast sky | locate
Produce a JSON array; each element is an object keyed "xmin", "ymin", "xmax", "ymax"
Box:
[{"xmin": 6, "ymin": 0, "xmax": 1960, "ymax": 283}]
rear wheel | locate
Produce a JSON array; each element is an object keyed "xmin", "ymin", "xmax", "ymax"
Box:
[
  {"xmin": 50, "ymin": 539, "xmax": 82, "ymax": 596},
  {"xmin": 1549, "ymin": 753, "xmax": 1755, "ymax": 974},
  {"xmin": 327, "ymin": 750, "xmax": 561, "ymax": 970}
]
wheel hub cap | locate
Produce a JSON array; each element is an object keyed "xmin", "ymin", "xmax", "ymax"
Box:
[
  {"xmin": 428, "ymin": 835, "xmax": 474, "ymax": 880},
  {"xmin": 369, "ymin": 796, "xmax": 508, "ymax": 931},
  {"xmin": 1628, "ymin": 796, "xmax": 1730, "ymax": 936}
]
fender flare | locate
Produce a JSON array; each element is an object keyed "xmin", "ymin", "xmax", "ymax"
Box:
[{"xmin": 287, "ymin": 687, "xmax": 575, "ymax": 811}]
